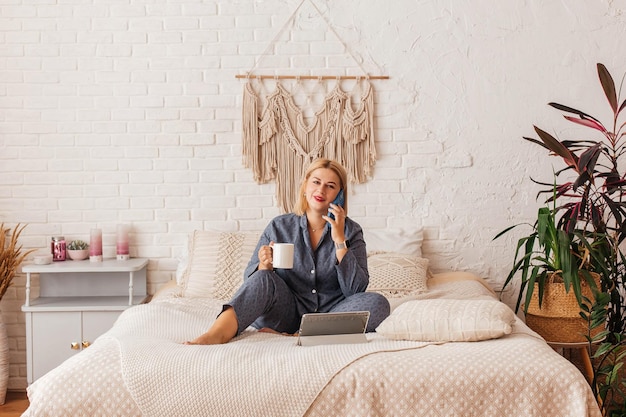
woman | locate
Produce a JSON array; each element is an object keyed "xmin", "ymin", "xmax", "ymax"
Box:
[{"xmin": 185, "ymin": 159, "xmax": 390, "ymax": 345}]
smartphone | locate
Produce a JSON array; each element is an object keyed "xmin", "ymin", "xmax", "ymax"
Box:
[{"xmin": 328, "ymin": 189, "xmax": 345, "ymax": 221}]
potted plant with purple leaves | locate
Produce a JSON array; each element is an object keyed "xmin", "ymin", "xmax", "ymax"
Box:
[
  {"xmin": 515, "ymin": 63, "xmax": 626, "ymax": 415},
  {"xmin": 523, "ymin": 63, "xmax": 626, "ymax": 336}
]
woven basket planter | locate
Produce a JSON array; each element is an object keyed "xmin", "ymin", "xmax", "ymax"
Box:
[{"xmin": 525, "ymin": 271, "xmax": 601, "ymax": 343}]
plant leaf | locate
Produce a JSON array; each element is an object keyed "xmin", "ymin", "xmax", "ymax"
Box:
[
  {"xmin": 523, "ymin": 136, "xmax": 549, "ymax": 150},
  {"xmin": 572, "ymin": 171, "xmax": 592, "ymax": 192},
  {"xmin": 548, "ymin": 102, "xmax": 603, "ymax": 124},
  {"xmin": 576, "ymin": 143, "xmax": 602, "ymax": 180},
  {"xmin": 493, "ymin": 224, "xmax": 523, "ymax": 241},
  {"xmin": 564, "ymin": 115, "xmax": 607, "ymax": 133},
  {"xmin": 594, "ymin": 342, "xmax": 615, "ymax": 357},
  {"xmin": 533, "ymin": 126, "xmax": 579, "ymax": 169},
  {"xmin": 523, "ymin": 267, "xmax": 540, "ymax": 312},
  {"xmin": 597, "ymin": 63, "xmax": 618, "ymax": 113}
]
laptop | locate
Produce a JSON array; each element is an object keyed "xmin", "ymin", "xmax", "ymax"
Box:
[{"xmin": 296, "ymin": 311, "xmax": 370, "ymax": 346}]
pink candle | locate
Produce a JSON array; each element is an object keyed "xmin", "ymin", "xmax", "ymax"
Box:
[
  {"xmin": 89, "ymin": 228, "xmax": 103, "ymax": 262},
  {"xmin": 116, "ymin": 224, "xmax": 130, "ymax": 260}
]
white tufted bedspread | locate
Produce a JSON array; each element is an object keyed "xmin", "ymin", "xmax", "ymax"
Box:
[
  {"xmin": 23, "ymin": 278, "xmax": 601, "ymax": 417},
  {"xmin": 113, "ymin": 299, "xmax": 434, "ymax": 417}
]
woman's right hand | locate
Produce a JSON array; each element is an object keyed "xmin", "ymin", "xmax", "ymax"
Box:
[{"xmin": 258, "ymin": 241, "xmax": 274, "ymax": 270}]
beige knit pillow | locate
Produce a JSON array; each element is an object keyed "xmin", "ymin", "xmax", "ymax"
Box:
[
  {"xmin": 376, "ymin": 299, "xmax": 516, "ymax": 342},
  {"xmin": 179, "ymin": 230, "xmax": 261, "ymax": 300},
  {"xmin": 366, "ymin": 252, "xmax": 429, "ymax": 306}
]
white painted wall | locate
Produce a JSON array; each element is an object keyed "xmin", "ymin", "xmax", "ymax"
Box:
[{"xmin": 1, "ymin": 0, "xmax": 625, "ymax": 389}]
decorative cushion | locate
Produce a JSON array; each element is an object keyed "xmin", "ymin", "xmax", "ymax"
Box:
[
  {"xmin": 366, "ymin": 252, "xmax": 429, "ymax": 301},
  {"xmin": 375, "ymin": 299, "xmax": 516, "ymax": 342},
  {"xmin": 178, "ymin": 230, "xmax": 261, "ymax": 300},
  {"xmin": 365, "ymin": 227, "xmax": 423, "ymax": 257}
]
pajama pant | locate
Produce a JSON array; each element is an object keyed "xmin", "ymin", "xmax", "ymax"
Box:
[{"xmin": 227, "ymin": 270, "xmax": 390, "ymax": 335}]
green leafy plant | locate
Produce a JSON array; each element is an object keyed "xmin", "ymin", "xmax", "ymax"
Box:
[
  {"xmin": 523, "ymin": 63, "xmax": 626, "ymax": 335},
  {"xmin": 67, "ymin": 240, "xmax": 89, "ymax": 251},
  {"xmin": 581, "ymin": 289, "xmax": 626, "ymax": 416},
  {"xmin": 498, "ymin": 63, "xmax": 626, "ymax": 413},
  {"xmin": 495, "ymin": 190, "xmax": 588, "ymax": 313}
]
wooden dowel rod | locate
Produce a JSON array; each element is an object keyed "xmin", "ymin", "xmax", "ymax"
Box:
[{"xmin": 235, "ymin": 74, "xmax": 389, "ymax": 80}]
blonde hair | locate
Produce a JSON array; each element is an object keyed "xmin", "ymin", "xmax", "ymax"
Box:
[{"xmin": 294, "ymin": 159, "xmax": 349, "ymax": 216}]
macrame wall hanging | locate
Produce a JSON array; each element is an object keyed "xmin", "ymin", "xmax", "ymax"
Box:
[{"xmin": 237, "ymin": 0, "xmax": 389, "ymax": 213}]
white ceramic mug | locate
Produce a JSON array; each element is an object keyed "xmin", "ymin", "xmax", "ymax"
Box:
[{"xmin": 272, "ymin": 243, "xmax": 294, "ymax": 269}]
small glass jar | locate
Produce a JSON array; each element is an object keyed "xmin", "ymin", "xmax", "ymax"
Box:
[{"xmin": 51, "ymin": 236, "xmax": 66, "ymax": 261}]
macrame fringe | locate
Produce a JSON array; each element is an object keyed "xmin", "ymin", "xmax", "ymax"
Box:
[{"xmin": 242, "ymin": 80, "xmax": 376, "ymax": 213}]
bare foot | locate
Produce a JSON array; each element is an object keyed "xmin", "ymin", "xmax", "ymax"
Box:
[
  {"xmin": 183, "ymin": 331, "xmax": 230, "ymax": 345},
  {"xmin": 258, "ymin": 327, "xmax": 297, "ymax": 337},
  {"xmin": 183, "ymin": 307, "xmax": 238, "ymax": 345}
]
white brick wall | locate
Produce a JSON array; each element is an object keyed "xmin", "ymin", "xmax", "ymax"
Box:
[{"xmin": 1, "ymin": 0, "xmax": 625, "ymax": 389}]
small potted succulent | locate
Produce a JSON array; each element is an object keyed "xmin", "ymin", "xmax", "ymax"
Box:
[{"xmin": 67, "ymin": 240, "xmax": 89, "ymax": 261}]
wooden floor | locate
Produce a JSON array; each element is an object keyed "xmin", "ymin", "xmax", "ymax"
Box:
[{"xmin": 0, "ymin": 390, "xmax": 29, "ymax": 417}]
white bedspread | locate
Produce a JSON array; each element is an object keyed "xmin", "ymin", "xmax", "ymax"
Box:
[
  {"xmin": 23, "ymin": 277, "xmax": 602, "ymax": 417},
  {"xmin": 109, "ymin": 299, "xmax": 432, "ymax": 417},
  {"xmin": 306, "ymin": 328, "xmax": 600, "ymax": 417}
]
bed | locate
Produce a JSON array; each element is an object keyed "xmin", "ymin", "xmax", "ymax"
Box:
[{"xmin": 22, "ymin": 230, "xmax": 601, "ymax": 417}]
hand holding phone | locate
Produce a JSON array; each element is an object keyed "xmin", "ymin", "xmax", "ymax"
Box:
[{"xmin": 328, "ymin": 189, "xmax": 345, "ymax": 221}]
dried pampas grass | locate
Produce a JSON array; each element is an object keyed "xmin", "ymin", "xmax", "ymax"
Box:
[{"xmin": 0, "ymin": 224, "xmax": 35, "ymax": 301}]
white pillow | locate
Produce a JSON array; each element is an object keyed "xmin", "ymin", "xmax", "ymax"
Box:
[
  {"xmin": 376, "ymin": 299, "xmax": 516, "ymax": 342},
  {"xmin": 366, "ymin": 252, "xmax": 429, "ymax": 310},
  {"xmin": 179, "ymin": 230, "xmax": 261, "ymax": 300},
  {"xmin": 365, "ymin": 227, "xmax": 423, "ymax": 257}
]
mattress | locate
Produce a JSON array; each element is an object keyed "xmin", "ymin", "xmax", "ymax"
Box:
[{"xmin": 22, "ymin": 276, "xmax": 601, "ymax": 417}]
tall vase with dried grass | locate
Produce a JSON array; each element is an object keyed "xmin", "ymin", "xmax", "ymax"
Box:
[{"xmin": 0, "ymin": 223, "xmax": 34, "ymax": 405}]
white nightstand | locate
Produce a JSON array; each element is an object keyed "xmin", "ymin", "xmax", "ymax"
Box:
[{"xmin": 21, "ymin": 258, "xmax": 148, "ymax": 384}]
